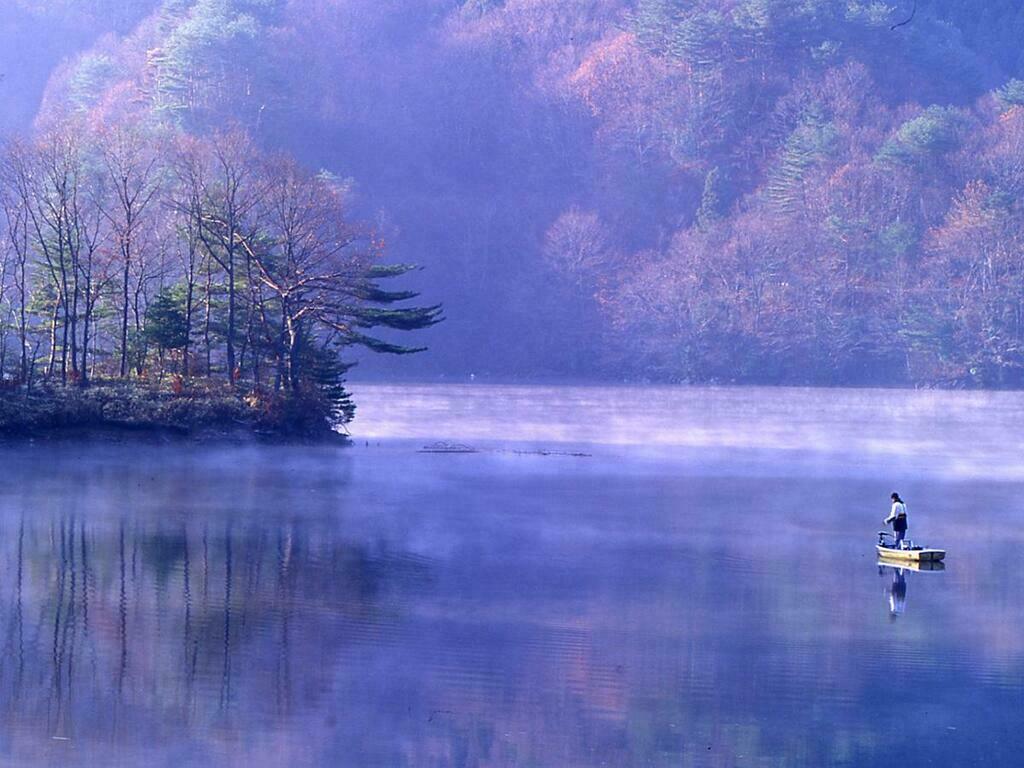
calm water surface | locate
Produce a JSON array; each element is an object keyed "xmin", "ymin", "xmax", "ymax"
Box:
[{"xmin": 0, "ymin": 384, "xmax": 1022, "ymax": 767}]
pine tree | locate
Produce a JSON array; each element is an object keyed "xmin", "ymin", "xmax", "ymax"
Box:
[
  {"xmin": 144, "ymin": 287, "xmax": 189, "ymax": 357},
  {"xmin": 994, "ymin": 79, "xmax": 1024, "ymax": 110},
  {"xmin": 696, "ymin": 167, "xmax": 727, "ymax": 229}
]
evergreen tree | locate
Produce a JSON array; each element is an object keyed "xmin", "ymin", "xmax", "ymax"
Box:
[
  {"xmin": 144, "ymin": 287, "xmax": 189, "ymax": 360},
  {"xmin": 994, "ymin": 79, "xmax": 1024, "ymax": 110},
  {"xmin": 696, "ymin": 167, "xmax": 727, "ymax": 229}
]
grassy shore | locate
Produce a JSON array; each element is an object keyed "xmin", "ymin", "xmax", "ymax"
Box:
[{"xmin": 0, "ymin": 380, "xmax": 345, "ymax": 442}]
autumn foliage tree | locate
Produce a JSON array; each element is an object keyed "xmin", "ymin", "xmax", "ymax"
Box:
[{"xmin": 13, "ymin": 0, "xmax": 1024, "ymax": 386}]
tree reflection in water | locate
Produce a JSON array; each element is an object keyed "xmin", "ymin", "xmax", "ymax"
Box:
[{"xmin": 0, "ymin": 511, "xmax": 431, "ymax": 765}]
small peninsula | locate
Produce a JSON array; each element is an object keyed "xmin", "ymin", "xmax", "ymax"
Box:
[
  {"xmin": 0, "ymin": 380, "xmax": 346, "ymax": 442},
  {"xmin": 0, "ymin": 125, "xmax": 441, "ymax": 439}
]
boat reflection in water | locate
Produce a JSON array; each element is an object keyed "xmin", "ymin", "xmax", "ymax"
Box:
[{"xmin": 878, "ymin": 559, "xmax": 946, "ymax": 617}]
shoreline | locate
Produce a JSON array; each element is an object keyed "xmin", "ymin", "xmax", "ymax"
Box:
[
  {"xmin": 0, "ymin": 382, "xmax": 347, "ymax": 444},
  {"xmin": 0, "ymin": 424, "xmax": 350, "ymax": 445}
]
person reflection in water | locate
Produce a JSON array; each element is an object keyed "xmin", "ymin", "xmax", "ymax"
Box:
[
  {"xmin": 888, "ymin": 568, "xmax": 907, "ymax": 617},
  {"xmin": 885, "ymin": 492, "xmax": 909, "ymax": 549}
]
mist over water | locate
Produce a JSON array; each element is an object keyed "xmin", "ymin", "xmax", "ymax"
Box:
[
  {"xmin": 0, "ymin": 384, "xmax": 1021, "ymax": 767},
  {"xmin": 351, "ymin": 383, "xmax": 1024, "ymax": 480}
]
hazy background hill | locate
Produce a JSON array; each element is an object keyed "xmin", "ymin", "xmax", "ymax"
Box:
[{"xmin": 5, "ymin": 0, "xmax": 1024, "ymax": 386}]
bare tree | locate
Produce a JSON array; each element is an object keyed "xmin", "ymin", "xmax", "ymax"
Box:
[
  {"xmin": 0, "ymin": 167, "xmax": 31, "ymax": 382},
  {"xmin": 6, "ymin": 125, "xmax": 95, "ymax": 385},
  {"xmin": 191, "ymin": 129, "xmax": 265, "ymax": 384},
  {"xmin": 98, "ymin": 125, "xmax": 161, "ymax": 379}
]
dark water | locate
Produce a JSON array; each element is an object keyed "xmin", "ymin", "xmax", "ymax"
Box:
[{"xmin": 1, "ymin": 385, "xmax": 1022, "ymax": 767}]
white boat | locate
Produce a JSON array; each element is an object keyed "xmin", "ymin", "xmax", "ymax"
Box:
[
  {"xmin": 876, "ymin": 545, "xmax": 946, "ymax": 563},
  {"xmin": 876, "ymin": 531, "xmax": 946, "ymax": 563}
]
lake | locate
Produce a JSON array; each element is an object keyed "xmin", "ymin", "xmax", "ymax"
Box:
[{"xmin": 0, "ymin": 383, "xmax": 1022, "ymax": 767}]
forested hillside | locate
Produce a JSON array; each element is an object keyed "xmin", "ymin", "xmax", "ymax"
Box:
[{"xmin": 6, "ymin": 0, "xmax": 1024, "ymax": 386}]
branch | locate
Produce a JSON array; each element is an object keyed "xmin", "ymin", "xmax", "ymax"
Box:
[{"xmin": 890, "ymin": 0, "xmax": 916, "ymax": 31}]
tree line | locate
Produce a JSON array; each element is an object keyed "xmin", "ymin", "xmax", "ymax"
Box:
[
  {"xmin": 18, "ymin": 0, "xmax": 1024, "ymax": 386},
  {"xmin": 0, "ymin": 118, "xmax": 440, "ymax": 415},
  {"xmin": 455, "ymin": 0, "xmax": 1024, "ymax": 386}
]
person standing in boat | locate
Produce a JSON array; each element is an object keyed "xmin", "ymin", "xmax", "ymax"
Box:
[{"xmin": 885, "ymin": 492, "xmax": 909, "ymax": 549}]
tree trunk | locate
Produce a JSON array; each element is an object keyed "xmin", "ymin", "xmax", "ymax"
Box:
[
  {"xmin": 120, "ymin": 259, "xmax": 130, "ymax": 378},
  {"xmin": 286, "ymin": 318, "xmax": 300, "ymax": 391},
  {"xmin": 183, "ymin": 274, "xmax": 194, "ymax": 378},
  {"xmin": 132, "ymin": 274, "xmax": 145, "ymax": 376},
  {"xmin": 47, "ymin": 298, "xmax": 60, "ymax": 380},
  {"xmin": 226, "ymin": 260, "xmax": 236, "ymax": 383},
  {"xmin": 69, "ymin": 271, "xmax": 79, "ymax": 383},
  {"xmin": 19, "ymin": 260, "xmax": 27, "ymax": 383},
  {"xmin": 0, "ymin": 323, "xmax": 7, "ymax": 382},
  {"xmin": 81, "ymin": 278, "xmax": 92, "ymax": 387},
  {"xmin": 275, "ymin": 305, "xmax": 287, "ymax": 391},
  {"xmin": 203, "ymin": 258, "xmax": 213, "ymax": 376},
  {"xmin": 60, "ymin": 308, "xmax": 68, "ymax": 386}
]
